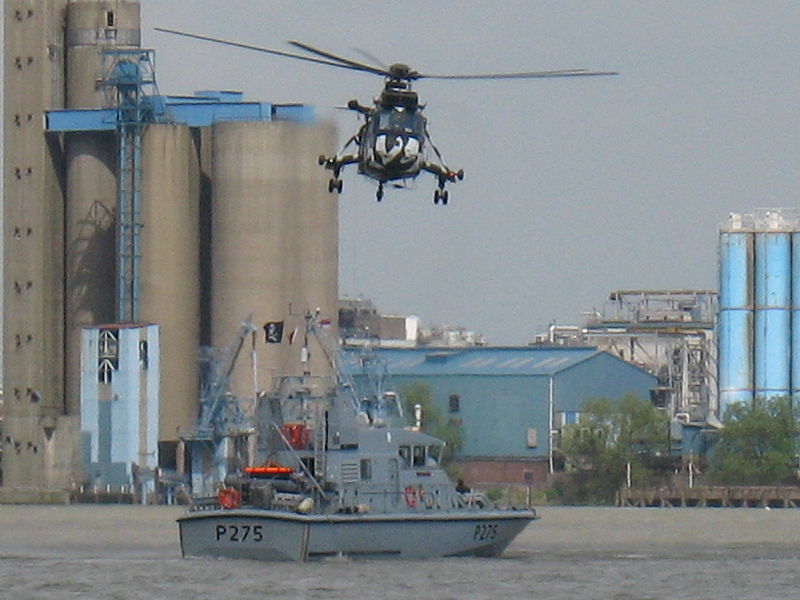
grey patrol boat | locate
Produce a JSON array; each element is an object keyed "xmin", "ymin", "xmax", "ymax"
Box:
[{"xmin": 178, "ymin": 323, "xmax": 536, "ymax": 561}]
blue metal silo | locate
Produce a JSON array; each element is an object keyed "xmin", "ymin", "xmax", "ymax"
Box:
[
  {"xmin": 753, "ymin": 212, "xmax": 791, "ymax": 400},
  {"xmin": 791, "ymin": 230, "xmax": 800, "ymax": 398},
  {"xmin": 718, "ymin": 214, "xmax": 754, "ymax": 412}
]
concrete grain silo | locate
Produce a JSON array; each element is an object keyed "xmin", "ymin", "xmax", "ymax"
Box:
[
  {"xmin": 293, "ymin": 122, "xmax": 339, "ymax": 354},
  {"xmin": 139, "ymin": 124, "xmax": 201, "ymax": 443},
  {"xmin": 64, "ymin": 0, "xmax": 141, "ymax": 416},
  {"xmin": 3, "ymin": 0, "xmax": 75, "ymax": 494},
  {"xmin": 4, "ymin": 0, "xmax": 340, "ymax": 496},
  {"xmin": 210, "ymin": 121, "xmax": 337, "ymax": 398}
]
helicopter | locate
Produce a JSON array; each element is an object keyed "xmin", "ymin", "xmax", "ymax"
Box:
[{"xmin": 156, "ymin": 28, "xmax": 617, "ymax": 204}]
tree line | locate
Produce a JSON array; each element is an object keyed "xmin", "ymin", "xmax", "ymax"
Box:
[{"xmin": 555, "ymin": 394, "xmax": 800, "ymax": 504}]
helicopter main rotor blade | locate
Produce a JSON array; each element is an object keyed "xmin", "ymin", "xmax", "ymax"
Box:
[
  {"xmin": 154, "ymin": 27, "xmax": 379, "ymax": 75},
  {"xmin": 418, "ymin": 69, "xmax": 618, "ymax": 80},
  {"xmin": 351, "ymin": 48, "xmax": 389, "ymax": 70},
  {"xmin": 286, "ymin": 41, "xmax": 389, "ymax": 77}
]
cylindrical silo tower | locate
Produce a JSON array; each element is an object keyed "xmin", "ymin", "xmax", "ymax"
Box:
[
  {"xmin": 718, "ymin": 213, "xmax": 754, "ymax": 413},
  {"xmin": 64, "ymin": 0, "xmax": 140, "ymax": 415},
  {"xmin": 65, "ymin": 0, "xmax": 141, "ymax": 109},
  {"xmin": 791, "ymin": 228, "xmax": 800, "ymax": 398},
  {"xmin": 210, "ymin": 120, "xmax": 338, "ymax": 399},
  {"xmin": 288, "ymin": 121, "xmax": 339, "ymax": 377},
  {"xmin": 139, "ymin": 124, "xmax": 201, "ymax": 443},
  {"xmin": 753, "ymin": 211, "xmax": 792, "ymax": 400}
]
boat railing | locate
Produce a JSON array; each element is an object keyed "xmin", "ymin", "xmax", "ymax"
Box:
[
  {"xmin": 188, "ymin": 495, "xmax": 222, "ymax": 511},
  {"xmin": 271, "ymin": 422, "xmax": 328, "ymax": 500}
]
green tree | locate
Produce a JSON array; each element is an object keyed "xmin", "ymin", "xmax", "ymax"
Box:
[
  {"xmin": 557, "ymin": 393, "xmax": 670, "ymax": 504},
  {"xmin": 709, "ymin": 396, "xmax": 799, "ymax": 485},
  {"xmin": 399, "ymin": 381, "xmax": 462, "ymax": 465}
]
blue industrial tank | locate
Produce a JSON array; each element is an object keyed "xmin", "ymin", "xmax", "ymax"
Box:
[
  {"xmin": 753, "ymin": 229, "xmax": 791, "ymax": 399},
  {"xmin": 718, "ymin": 225, "xmax": 754, "ymax": 411},
  {"xmin": 791, "ymin": 232, "xmax": 800, "ymax": 398}
]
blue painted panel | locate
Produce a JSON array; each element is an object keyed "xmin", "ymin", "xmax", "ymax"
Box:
[
  {"xmin": 166, "ymin": 101, "xmax": 272, "ymax": 126},
  {"xmin": 80, "ymin": 329, "xmax": 100, "ymax": 463},
  {"xmin": 47, "ymin": 108, "xmax": 118, "ymax": 132},
  {"xmin": 46, "ymin": 97, "xmax": 284, "ymax": 132},
  {"xmin": 272, "ymin": 104, "xmax": 315, "ymax": 123},
  {"xmin": 754, "ymin": 232, "xmax": 791, "ymax": 398}
]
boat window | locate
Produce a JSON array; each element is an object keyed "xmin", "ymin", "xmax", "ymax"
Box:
[
  {"xmin": 427, "ymin": 445, "xmax": 442, "ymax": 466},
  {"xmin": 399, "ymin": 445, "xmax": 411, "ymax": 467},
  {"xmin": 360, "ymin": 458, "xmax": 372, "ymax": 481},
  {"xmin": 412, "ymin": 445, "xmax": 426, "ymax": 467}
]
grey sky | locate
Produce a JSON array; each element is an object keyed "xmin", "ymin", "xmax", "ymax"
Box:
[{"xmin": 50, "ymin": 3, "xmax": 800, "ymax": 344}]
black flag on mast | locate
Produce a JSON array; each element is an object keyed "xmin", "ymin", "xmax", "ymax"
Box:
[{"xmin": 264, "ymin": 321, "xmax": 284, "ymax": 343}]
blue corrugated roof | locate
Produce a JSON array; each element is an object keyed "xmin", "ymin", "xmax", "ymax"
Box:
[{"xmin": 341, "ymin": 346, "xmax": 604, "ymax": 377}]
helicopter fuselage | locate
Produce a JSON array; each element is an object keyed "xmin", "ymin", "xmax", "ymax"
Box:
[
  {"xmin": 323, "ymin": 82, "xmax": 462, "ymax": 203},
  {"xmin": 358, "ymin": 105, "xmax": 426, "ymax": 183}
]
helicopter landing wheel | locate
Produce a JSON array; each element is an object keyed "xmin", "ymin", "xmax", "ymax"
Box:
[
  {"xmin": 456, "ymin": 169, "xmax": 464, "ymax": 181},
  {"xmin": 318, "ymin": 154, "xmax": 328, "ymax": 166},
  {"xmin": 441, "ymin": 190, "xmax": 449, "ymax": 205},
  {"xmin": 376, "ymin": 184, "xmax": 384, "ymax": 201},
  {"xmin": 328, "ymin": 178, "xmax": 343, "ymax": 194},
  {"xmin": 434, "ymin": 188, "xmax": 448, "ymax": 205}
]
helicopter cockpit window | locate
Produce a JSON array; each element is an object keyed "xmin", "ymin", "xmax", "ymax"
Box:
[{"xmin": 379, "ymin": 108, "xmax": 415, "ymax": 132}]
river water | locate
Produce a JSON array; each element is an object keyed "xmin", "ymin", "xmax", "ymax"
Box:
[{"xmin": 1, "ymin": 504, "xmax": 798, "ymax": 599}]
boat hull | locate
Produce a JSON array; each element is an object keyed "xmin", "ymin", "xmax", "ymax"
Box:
[{"xmin": 178, "ymin": 509, "xmax": 535, "ymax": 561}]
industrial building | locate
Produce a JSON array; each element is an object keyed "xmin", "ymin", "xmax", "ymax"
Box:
[
  {"xmin": 532, "ymin": 290, "xmax": 718, "ymax": 426},
  {"xmin": 343, "ymin": 346, "xmax": 658, "ymax": 488},
  {"xmin": 3, "ymin": 0, "xmax": 337, "ymax": 501}
]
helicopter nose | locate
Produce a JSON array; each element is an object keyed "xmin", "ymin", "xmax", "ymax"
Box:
[{"xmin": 374, "ymin": 134, "xmax": 403, "ymax": 164}]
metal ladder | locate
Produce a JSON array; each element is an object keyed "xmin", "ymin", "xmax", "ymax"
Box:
[{"xmin": 313, "ymin": 415, "xmax": 327, "ymax": 481}]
